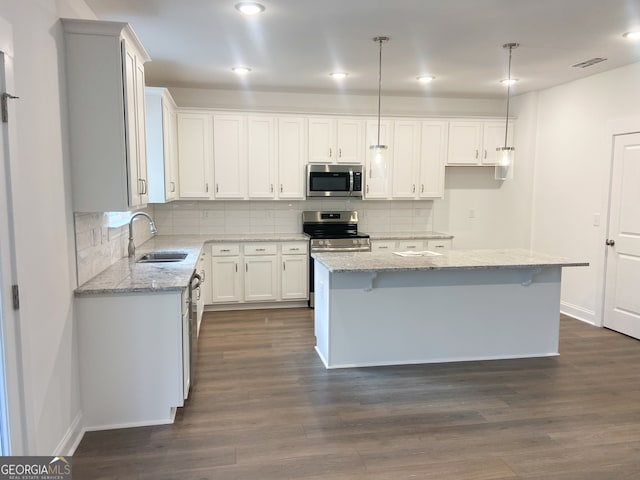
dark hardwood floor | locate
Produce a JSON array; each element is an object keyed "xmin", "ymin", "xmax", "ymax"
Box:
[{"xmin": 73, "ymin": 310, "xmax": 640, "ymax": 479}]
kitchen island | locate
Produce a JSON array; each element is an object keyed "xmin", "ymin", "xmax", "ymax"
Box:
[{"xmin": 312, "ymin": 249, "xmax": 588, "ymax": 369}]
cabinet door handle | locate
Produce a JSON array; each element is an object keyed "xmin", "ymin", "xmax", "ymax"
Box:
[
  {"xmin": 283, "ymin": 261, "xmax": 286, "ymax": 271},
  {"xmin": 475, "ymin": 149, "xmax": 479, "ymax": 159},
  {"xmin": 170, "ymin": 181, "xmax": 176, "ymax": 192},
  {"xmin": 216, "ymin": 183, "xmax": 219, "ymax": 193},
  {"xmin": 412, "ymin": 184, "xmax": 415, "ymax": 193},
  {"xmin": 245, "ymin": 264, "xmax": 248, "ymax": 272},
  {"xmin": 256, "ymin": 248, "xmax": 265, "ymax": 252},
  {"xmin": 379, "ymin": 246, "xmax": 388, "ymax": 249},
  {"xmin": 339, "ymin": 148, "xmax": 342, "ymax": 158},
  {"xmin": 280, "ymin": 184, "xmax": 283, "ymax": 193},
  {"xmin": 270, "ymin": 184, "xmax": 274, "ymax": 193},
  {"xmin": 291, "ymin": 248, "xmax": 299, "ymax": 251},
  {"xmin": 421, "ymin": 184, "xmax": 424, "ymax": 193},
  {"xmin": 329, "ymin": 147, "xmax": 332, "ymax": 158},
  {"xmin": 221, "ymin": 248, "xmax": 230, "ymax": 252},
  {"xmin": 235, "ymin": 263, "xmax": 238, "ymax": 272},
  {"xmin": 206, "ymin": 182, "xmax": 209, "ymax": 193},
  {"xmin": 366, "ymin": 185, "xmax": 370, "ymax": 194},
  {"xmin": 484, "ymin": 149, "xmax": 487, "ymax": 159}
]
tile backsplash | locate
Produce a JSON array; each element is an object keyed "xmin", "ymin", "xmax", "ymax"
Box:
[
  {"xmin": 74, "ymin": 200, "xmax": 434, "ymax": 286},
  {"xmin": 74, "ymin": 207, "xmax": 155, "ymax": 285},
  {"xmin": 153, "ymin": 199, "xmax": 434, "ymax": 235}
]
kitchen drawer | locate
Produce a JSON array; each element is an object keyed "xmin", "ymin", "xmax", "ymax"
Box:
[
  {"xmin": 371, "ymin": 240, "xmax": 396, "ymax": 252},
  {"xmin": 426, "ymin": 239, "xmax": 453, "ymax": 250},
  {"xmin": 281, "ymin": 242, "xmax": 308, "ymax": 255},
  {"xmin": 244, "ymin": 243, "xmax": 277, "ymax": 255},
  {"xmin": 211, "ymin": 244, "xmax": 240, "ymax": 256},
  {"xmin": 397, "ymin": 240, "xmax": 427, "ymax": 250}
]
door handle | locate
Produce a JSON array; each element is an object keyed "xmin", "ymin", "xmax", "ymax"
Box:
[{"xmin": 606, "ymin": 239, "xmax": 615, "ymax": 246}]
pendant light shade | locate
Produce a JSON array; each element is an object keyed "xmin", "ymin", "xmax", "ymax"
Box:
[
  {"xmin": 369, "ymin": 36, "xmax": 389, "ymax": 179},
  {"xmin": 495, "ymin": 42, "xmax": 518, "ymax": 181}
]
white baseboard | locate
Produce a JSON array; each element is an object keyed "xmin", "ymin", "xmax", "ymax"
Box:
[
  {"xmin": 83, "ymin": 417, "xmax": 175, "ymax": 433},
  {"xmin": 54, "ymin": 411, "xmax": 84, "ymax": 456},
  {"xmin": 561, "ymin": 301, "xmax": 598, "ymax": 326}
]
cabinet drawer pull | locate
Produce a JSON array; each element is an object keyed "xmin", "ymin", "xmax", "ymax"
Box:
[
  {"xmin": 221, "ymin": 249, "xmax": 230, "ymax": 252},
  {"xmin": 206, "ymin": 182, "xmax": 209, "ymax": 193},
  {"xmin": 484, "ymin": 149, "xmax": 487, "ymax": 159},
  {"xmin": 245, "ymin": 264, "xmax": 248, "ymax": 272},
  {"xmin": 290, "ymin": 247, "xmax": 299, "ymax": 251},
  {"xmin": 255, "ymin": 248, "xmax": 265, "ymax": 252},
  {"xmin": 379, "ymin": 246, "xmax": 388, "ymax": 249},
  {"xmin": 216, "ymin": 183, "xmax": 219, "ymax": 193}
]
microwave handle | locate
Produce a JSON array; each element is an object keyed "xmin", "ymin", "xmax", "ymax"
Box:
[{"xmin": 349, "ymin": 170, "xmax": 354, "ymax": 194}]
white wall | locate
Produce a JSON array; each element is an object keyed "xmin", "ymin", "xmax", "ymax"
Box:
[
  {"xmin": 0, "ymin": 0, "xmax": 95, "ymax": 454},
  {"xmin": 526, "ymin": 61, "xmax": 640, "ymax": 325}
]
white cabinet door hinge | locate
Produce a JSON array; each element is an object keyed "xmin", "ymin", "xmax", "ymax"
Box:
[{"xmin": 1, "ymin": 92, "xmax": 19, "ymax": 123}]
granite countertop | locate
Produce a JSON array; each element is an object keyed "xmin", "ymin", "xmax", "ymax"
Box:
[
  {"xmin": 311, "ymin": 248, "xmax": 589, "ymax": 273},
  {"xmin": 367, "ymin": 231, "xmax": 454, "ymax": 240},
  {"xmin": 75, "ymin": 233, "xmax": 309, "ymax": 296}
]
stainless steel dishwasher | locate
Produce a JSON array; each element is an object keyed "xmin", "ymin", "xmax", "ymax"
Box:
[{"xmin": 187, "ymin": 272, "xmax": 202, "ymax": 394}]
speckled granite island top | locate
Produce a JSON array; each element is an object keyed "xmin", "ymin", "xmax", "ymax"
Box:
[
  {"xmin": 312, "ymin": 248, "xmax": 589, "ymax": 273},
  {"xmin": 76, "ymin": 233, "xmax": 309, "ymax": 295}
]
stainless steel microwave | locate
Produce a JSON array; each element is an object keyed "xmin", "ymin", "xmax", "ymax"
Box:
[{"xmin": 306, "ymin": 164, "xmax": 363, "ymax": 198}]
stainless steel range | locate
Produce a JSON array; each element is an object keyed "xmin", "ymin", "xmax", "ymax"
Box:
[{"xmin": 303, "ymin": 210, "xmax": 371, "ymax": 307}]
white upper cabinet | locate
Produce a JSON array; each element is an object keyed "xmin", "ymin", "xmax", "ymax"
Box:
[
  {"xmin": 177, "ymin": 112, "xmax": 213, "ymax": 199},
  {"xmin": 277, "ymin": 117, "xmax": 306, "ymax": 199},
  {"xmin": 247, "ymin": 116, "xmax": 276, "ymax": 199},
  {"xmin": 391, "ymin": 120, "xmax": 422, "ymax": 199},
  {"xmin": 418, "ymin": 121, "xmax": 448, "ymax": 198},
  {"xmin": 364, "ymin": 119, "xmax": 393, "ymax": 199},
  {"xmin": 213, "ymin": 115, "xmax": 247, "ymax": 199},
  {"xmin": 481, "ymin": 120, "xmax": 515, "ymax": 165},
  {"xmin": 62, "ymin": 19, "xmax": 151, "ymax": 212},
  {"xmin": 145, "ymin": 87, "xmax": 179, "ymax": 203},
  {"xmin": 308, "ymin": 117, "xmax": 364, "ymax": 164},
  {"xmin": 446, "ymin": 120, "xmax": 515, "ymax": 166}
]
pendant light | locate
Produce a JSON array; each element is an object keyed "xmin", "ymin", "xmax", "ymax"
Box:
[
  {"xmin": 495, "ymin": 42, "xmax": 518, "ymax": 181},
  {"xmin": 370, "ymin": 36, "xmax": 389, "ymax": 179}
]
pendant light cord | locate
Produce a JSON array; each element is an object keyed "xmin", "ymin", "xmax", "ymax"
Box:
[
  {"xmin": 504, "ymin": 44, "xmax": 513, "ymax": 148},
  {"xmin": 376, "ymin": 38, "xmax": 383, "ymax": 146}
]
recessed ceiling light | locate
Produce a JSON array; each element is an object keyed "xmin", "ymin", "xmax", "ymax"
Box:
[
  {"xmin": 623, "ymin": 31, "xmax": 640, "ymax": 39},
  {"xmin": 500, "ymin": 78, "xmax": 518, "ymax": 86},
  {"xmin": 232, "ymin": 66, "xmax": 251, "ymax": 74},
  {"xmin": 329, "ymin": 72, "xmax": 348, "ymax": 79},
  {"xmin": 417, "ymin": 75, "xmax": 435, "ymax": 83},
  {"xmin": 235, "ymin": 2, "xmax": 265, "ymax": 15}
]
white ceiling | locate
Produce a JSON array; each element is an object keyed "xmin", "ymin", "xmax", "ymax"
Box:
[{"xmin": 84, "ymin": 0, "xmax": 640, "ymax": 98}]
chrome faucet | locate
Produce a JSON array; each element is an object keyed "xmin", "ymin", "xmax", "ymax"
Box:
[{"xmin": 128, "ymin": 212, "xmax": 157, "ymax": 259}]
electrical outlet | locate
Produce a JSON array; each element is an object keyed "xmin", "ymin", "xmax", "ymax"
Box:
[{"xmin": 468, "ymin": 209, "xmax": 476, "ymax": 219}]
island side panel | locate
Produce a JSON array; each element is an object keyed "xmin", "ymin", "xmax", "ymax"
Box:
[
  {"xmin": 323, "ymin": 266, "xmax": 562, "ymax": 368},
  {"xmin": 313, "ymin": 260, "xmax": 331, "ymax": 367}
]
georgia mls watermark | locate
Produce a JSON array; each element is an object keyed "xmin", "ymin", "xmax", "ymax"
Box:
[{"xmin": 0, "ymin": 456, "xmax": 72, "ymax": 480}]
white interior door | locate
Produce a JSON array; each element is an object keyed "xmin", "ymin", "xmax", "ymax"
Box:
[
  {"xmin": 0, "ymin": 43, "xmax": 26, "ymax": 455},
  {"xmin": 604, "ymin": 132, "xmax": 640, "ymax": 339}
]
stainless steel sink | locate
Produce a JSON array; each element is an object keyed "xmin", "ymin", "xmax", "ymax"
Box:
[{"xmin": 137, "ymin": 251, "xmax": 188, "ymax": 263}]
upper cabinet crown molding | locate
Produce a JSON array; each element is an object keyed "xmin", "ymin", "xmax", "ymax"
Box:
[{"xmin": 62, "ymin": 18, "xmax": 150, "ymax": 212}]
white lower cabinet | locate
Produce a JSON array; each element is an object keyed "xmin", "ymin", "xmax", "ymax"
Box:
[
  {"xmin": 281, "ymin": 242, "xmax": 309, "ymax": 300},
  {"xmin": 209, "ymin": 241, "xmax": 308, "ymax": 307},
  {"xmin": 210, "ymin": 244, "xmax": 242, "ymax": 303},
  {"xmin": 76, "ymin": 290, "xmax": 186, "ymax": 429}
]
